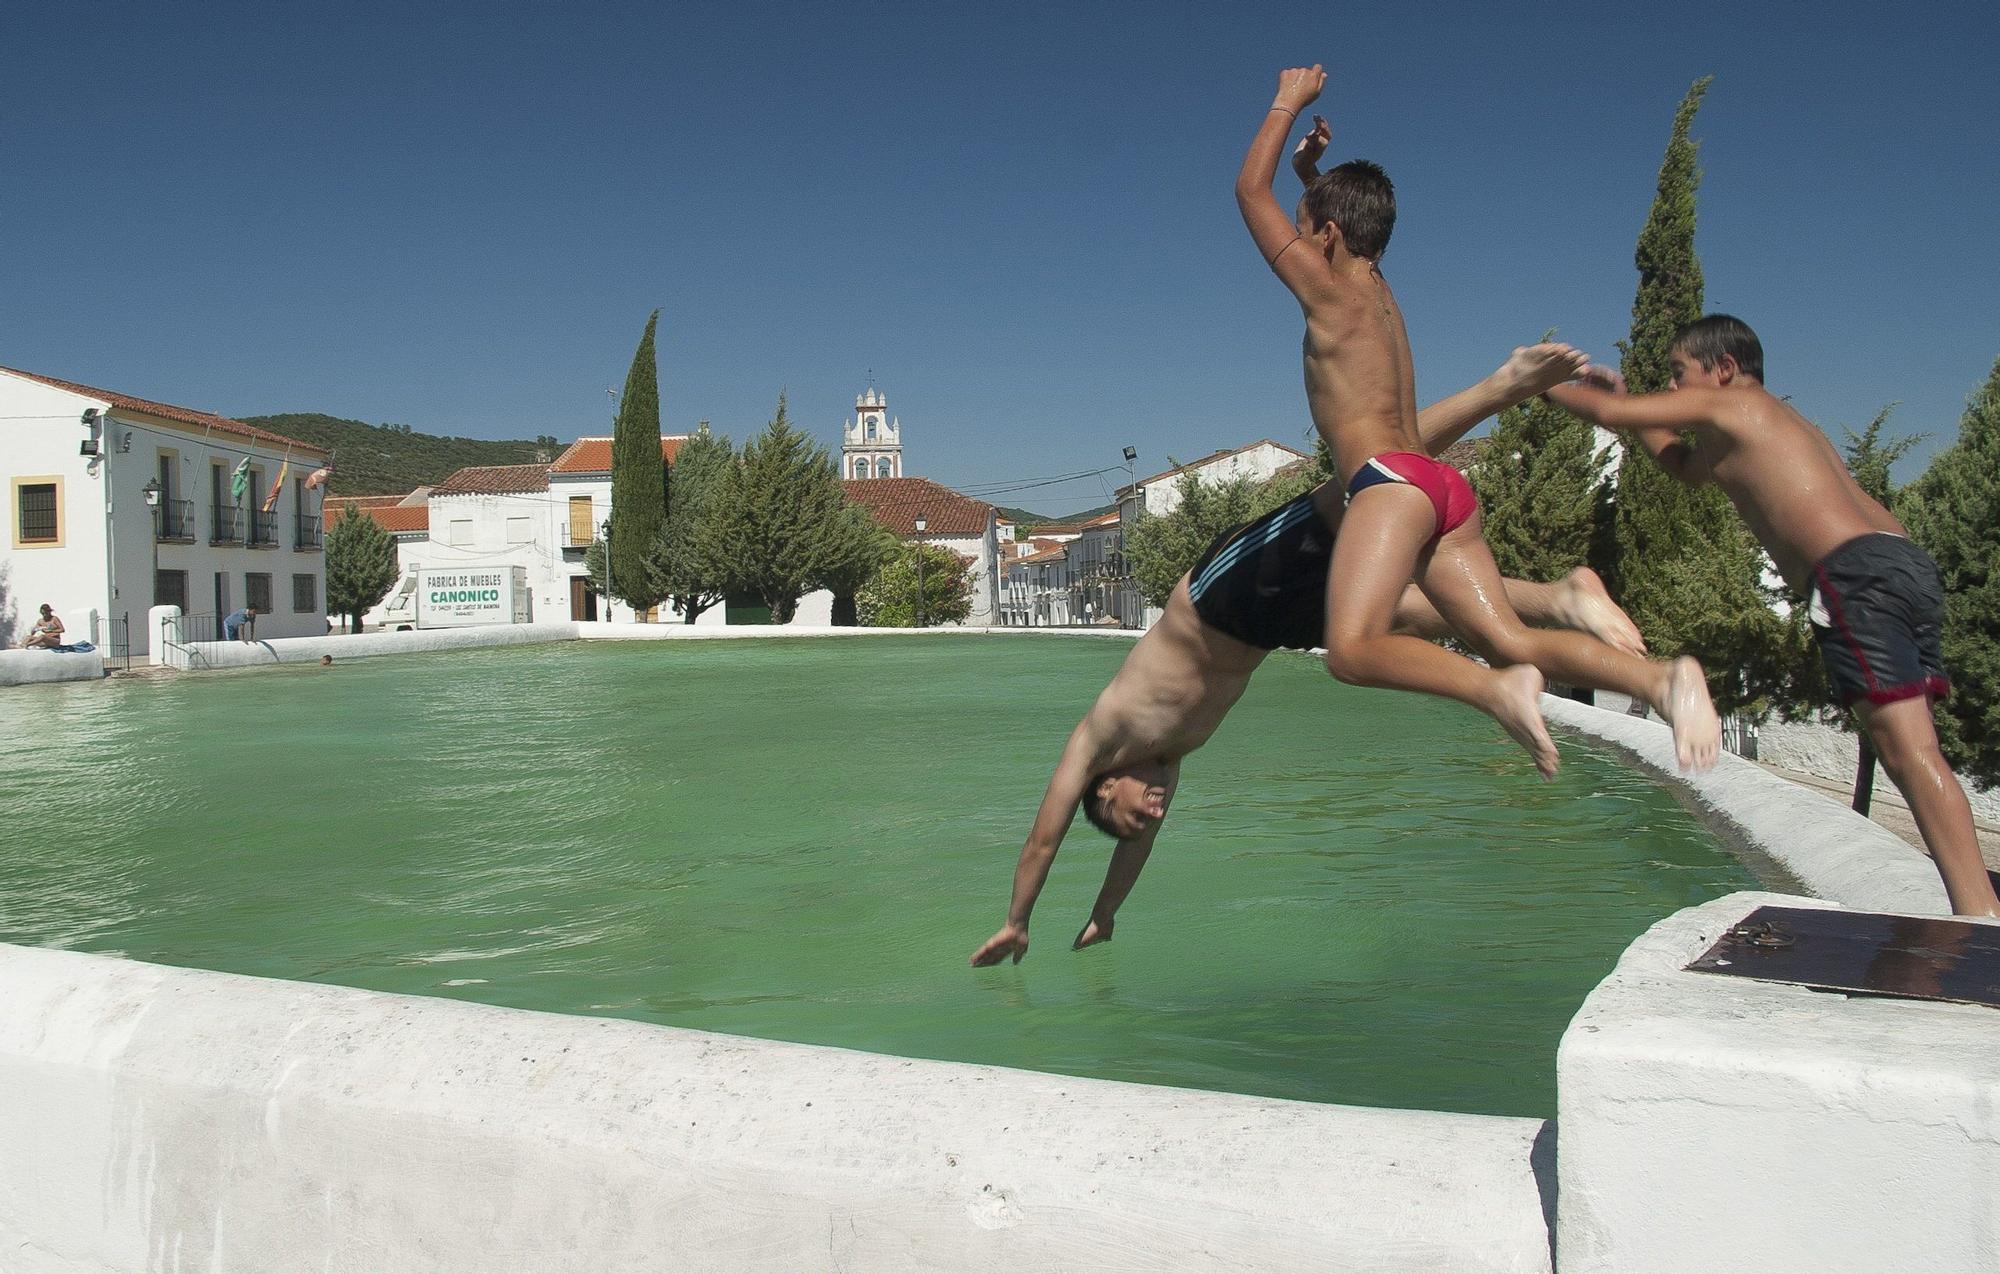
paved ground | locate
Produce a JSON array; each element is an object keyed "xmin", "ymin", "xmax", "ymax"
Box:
[{"xmin": 1759, "ymin": 760, "xmax": 2000, "ymax": 874}]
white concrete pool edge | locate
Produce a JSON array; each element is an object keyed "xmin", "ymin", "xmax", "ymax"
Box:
[
  {"xmin": 0, "ymin": 647, "xmax": 104, "ymax": 686},
  {"xmin": 1539, "ymin": 693, "xmax": 1950, "ymax": 916},
  {"xmin": 0, "ymin": 942, "xmax": 1554, "ymax": 1274}
]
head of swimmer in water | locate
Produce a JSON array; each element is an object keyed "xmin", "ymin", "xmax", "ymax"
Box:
[
  {"xmin": 1081, "ymin": 761, "xmax": 1171, "ymax": 841},
  {"xmin": 1294, "ymin": 160, "xmax": 1396, "ymax": 263},
  {"xmin": 1669, "ymin": 314, "xmax": 1764, "ymax": 390}
]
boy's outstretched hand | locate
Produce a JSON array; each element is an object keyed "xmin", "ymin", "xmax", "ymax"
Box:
[
  {"xmin": 1072, "ymin": 915, "xmax": 1113, "ymax": 951},
  {"xmin": 970, "ymin": 922, "xmax": 1029, "ymax": 966},
  {"xmin": 1499, "ymin": 342, "xmax": 1590, "ymax": 398},
  {"xmin": 1273, "ymin": 65, "xmax": 1325, "ymax": 115}
]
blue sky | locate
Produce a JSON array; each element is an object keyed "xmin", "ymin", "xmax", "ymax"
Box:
[{"xmin": 5, "ymin": 1, "xmax": 1995, "ymax": 512}]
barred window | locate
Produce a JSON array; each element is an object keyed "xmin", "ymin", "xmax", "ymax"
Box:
[
  {"xmin": 155, "ymin": 570, "xmax": 189, "ymax": 610},
  {"xmin": 16, "ymin": 482, "xmax": 57, "ymax": 543},
  {"xmin": 245, "ymin": 573, "xmax": 273, "ymax": 612},
  {"xmin": 292, "ymin": 573, "xmax": 317, "ymax": 613}
]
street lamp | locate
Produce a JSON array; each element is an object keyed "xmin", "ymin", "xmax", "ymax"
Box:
[
  {"xmin": 913, "ymin": 514, "xmax": 927, "ymax": 629},
  {"xmin": 601, "ymin": 517, "xmax": 614, "ymax": 624},
  {"xmin": 142, "ymin": 478, "xmax": 163, "ymax": 600}
]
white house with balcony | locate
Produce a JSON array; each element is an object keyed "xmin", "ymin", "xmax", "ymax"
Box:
[
  {"xmin": 0, "ymin": 365, "xmax": 329, "ymax": 655},
  {"xmin": 544, "ymin": 435, "xmax": 686, "ymax": 623}
]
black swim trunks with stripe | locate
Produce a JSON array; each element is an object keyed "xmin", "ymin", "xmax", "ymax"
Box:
[
  {"xmin": 1808, "ymin": 532, "xmax": 1951, "ymax": 706},
  {"xmin": 1185, "ymin": 491, "xmax": 1334, "ymax": 652}
]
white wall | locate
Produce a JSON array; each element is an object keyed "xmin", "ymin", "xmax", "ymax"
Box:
[
  {"xmin": 1558, "ymin": 891, "xmax": 2000, "ymax": 1274},
  {"xmin": 0, "ymin": 373, "xmax": 328, "ymax": 654},
  {"xmin": 0, "ymin": 942, "xmax": 1554, "ymax": 1274},
  {"xmin": 1137, "ymin": 442, "xmax": 1305, "ymax": 517}
]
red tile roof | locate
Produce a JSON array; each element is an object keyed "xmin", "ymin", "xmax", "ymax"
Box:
[
  {"xmin": 433, "ymin": 463, "xmax": 550, "ymax": 495},
  {"xmin": 549, "ymin": 435, "xmax": 686, "ymax": 474},
  {"xmin": 1012, "ymin": 545, "xmax": 1069, "ymax": 566},
  {"xmin": 1030, "ymin": 522, "xmax": 1084, "ymax": 537},
  {"xmin": 323, "ymin": 498, "xmax": 429, "ymax": 534},
  {"xmin": 1123, "ymin": 438, "xmax": 1310, "ymax": 495},
  {"xmin": 0, "ymin": 365, "xmax": 329, "ymax": 456},
  {"xmin": 1081, "ymin": 510, "xmax": 1121, "ymax": 528},
  {"xmin": 841, "ymin": 477, "xmax": 996, "ymax": 538},
  {"xmin": 1438, "ymin": 438, "xmax": 1484, "ymax": 472}
]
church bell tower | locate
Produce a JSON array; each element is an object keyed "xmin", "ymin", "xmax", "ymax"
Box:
[{"xmin": 842, "ymin": 386, "xmax": 903, "ymax": 480}]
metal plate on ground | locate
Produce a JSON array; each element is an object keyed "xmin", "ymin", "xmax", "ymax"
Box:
[{"xmin": 1685, "ymin": 905, "xmax": 2000, "ymax": 1009}]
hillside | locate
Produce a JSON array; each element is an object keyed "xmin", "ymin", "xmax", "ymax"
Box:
[{"xmin": 236, "ymin": 413, "xmax": 557, "ymax": 497}]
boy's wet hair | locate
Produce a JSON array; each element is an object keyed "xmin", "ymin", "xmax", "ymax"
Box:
[
  {"xmin": 1299, "ymin": 160, "xmax": 1396, "ymax": 261},
  {"xmin": 1673, "ymin": 314, "xmax": 1765, "ymax": 382},
  {"xmin": 1079, "ymin": 774, "xmax": 1121, "ymax": 840}
]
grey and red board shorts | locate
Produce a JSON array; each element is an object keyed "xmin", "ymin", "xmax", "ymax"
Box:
[{"xmin": 1808, "ymin": 532, "xmax": 1951, "ymax": 706}]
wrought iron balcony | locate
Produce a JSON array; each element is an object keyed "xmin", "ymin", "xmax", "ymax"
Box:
[
  {"xmin": 249, "ymin": 509, "xmax": 279, "ymax": 548},
  {"xmin": 155, "ymin": 498, "xmax": 194, "ymax": 542},
  {"xmin": 211, "ymin": 506, "xmax": 243, "ymax": 544},
  {"xmin": 295, "ymin": 512, "xmax": 324, "ymax": 550}
]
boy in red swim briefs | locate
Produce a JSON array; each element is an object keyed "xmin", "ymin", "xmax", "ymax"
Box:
[{"xmin": 1238, "ymin": 66, "xmax": 1721, "ymax": 778}]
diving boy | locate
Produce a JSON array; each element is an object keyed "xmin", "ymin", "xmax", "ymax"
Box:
[
  {"xmin": 1547, "ymin": 315, "xmax": 2000, "ymax": 916},
  {"xmin": 1237, "ymin": 65, "xmax": 1719, "ymax": 779},
  {"xmin": 971, "ymin": 344, "xmax": 1646, "ymax": 966}
]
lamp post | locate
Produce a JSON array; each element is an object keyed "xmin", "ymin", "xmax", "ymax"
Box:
[
  {"xmin": 913, "ymin": 514, "xmax": 927, "ymax": 629},
  {"xmin": 601, "ymin": 517, "xmax": 614, "ymax": 624},
  {"xmin": 1119, "ymin": 446, "xmax": 1138, "ymax": 627},
  {"xmin": 142, "ymin": 477, "xmax": 162, "ymax": 601}
]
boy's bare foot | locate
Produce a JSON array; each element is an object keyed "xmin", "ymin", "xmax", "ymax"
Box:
[
  {"xmin": 1489, "ymin": 664, "xmax": 1560, "ymax": 781},
  {"xmin": 1550, "ymin": 567, "xmax": 1646, "ymax": 656},
  {"xmin": 1497, "ymin": 342, "xmax": 1590, "ymax": 399},
  {"xmin": 1653, "ymin": 656, "xmax": 1721, "ymax": 771}
]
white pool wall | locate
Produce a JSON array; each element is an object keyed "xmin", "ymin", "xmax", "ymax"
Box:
[
  {"xmin": 0, "ymin": 943, "xmax": 1554, "ymax": 1274},
  {"xmin": 0, "ymin": 648, "xmax": 104, "ymax": 686}
]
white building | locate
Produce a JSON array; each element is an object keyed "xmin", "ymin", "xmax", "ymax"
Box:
[
  {"xmin": 0, "ymin": 365, "xmax": 329, "ymax": 655},
  {"xmin": 842, "ymin": 386, "xmax": 903, "ymax": 480},
  {"xmin": 840, "ymin": 477, "xmax": 1001, "ymax": 625},
  {"xmin": 1001, "ymin": 543, "xmax": 1073, "ymax": 627},
  {"xmin": 1115, "ymin": 439, "xmax": 1312, "ymax": 521}
]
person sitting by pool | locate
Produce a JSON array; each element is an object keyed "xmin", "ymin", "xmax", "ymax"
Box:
[
  {"xmin": 222, "ymin": 606, "xmax": 258, "ymax": 642},
  {"xmin": 971, "ymin": 344, "xmax": 1649, "ymax": 966},
  {"xmin": 21, "ymin": 604, "xmax": 64, "ymax": 649}
]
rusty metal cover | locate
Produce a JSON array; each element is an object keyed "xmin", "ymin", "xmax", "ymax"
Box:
[{"xmin": 1685, "ymin": 905, "xmax": 2000, "ymax": 1009}]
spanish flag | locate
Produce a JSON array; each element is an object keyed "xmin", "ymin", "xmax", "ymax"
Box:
[{"xmin": 261, "ymin": 456, "xmax": 291, "ymax": 514}]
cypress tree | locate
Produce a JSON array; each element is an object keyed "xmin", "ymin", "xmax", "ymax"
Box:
[
  {"xmin": 1603, "ymin": 77, "xmax": 1784, "ymax": 715},
  {"xmin": 705, "ymin": 396, "xmax": 851, "ymax": 623},
  {"xmin": 608, "ymin": 310, "xmax": 669, "ymax": 611},
  {"xmin": 324, "ymin": 505, "xmax": 400, "ymax": 634},
  {"xmin": 1899, "ymin": 357, "xmax": 2000, "ymax": 786}
]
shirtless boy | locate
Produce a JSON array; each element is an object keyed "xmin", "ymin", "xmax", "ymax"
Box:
[
  {"xmin": 970, "ymin": 345, "xmax": 1645, "ymax": 966},
  {"xmin": 1547, "ymin": 315, "xmax": 2000, "ymax": 917},
  {"xmin": 1238, "ymin": 65, "xmax": 1719, "ymax": 779}
]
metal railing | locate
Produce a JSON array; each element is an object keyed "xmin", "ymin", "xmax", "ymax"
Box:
[
  {"xmin": 156, "ymin": 499, "xmax": 194, "ymax": 542},
  {"xmin": 211, "ymin": 507, "xmax": 243, "ymax": 544},
  {"xmin": 294, "ymin": 513, "xmax": 323, "ymax": 550},
  {"xmin": 249, "ymin": 510, "xmax": 279, "ymax": 547}
]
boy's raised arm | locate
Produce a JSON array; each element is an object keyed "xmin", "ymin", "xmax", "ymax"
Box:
[{"xmin": 1237, "ymin": 65, "xmax": 1328, "ymax": 295}]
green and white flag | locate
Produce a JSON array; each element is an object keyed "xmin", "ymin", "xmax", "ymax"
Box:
[{"xmin": 229, "ymin": 456, "xmax": 250, "ymax": 503}]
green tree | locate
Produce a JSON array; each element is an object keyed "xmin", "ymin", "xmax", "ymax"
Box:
[
  {"xmin": 1899, "ymin": 357, "xmax": 2000, "ymax": 786},
  {"xmin": 817, "ymin": 503, "xmax": 899, "ymax": 626},
  {"xmin": 1471, "ymin": 395, "xmax": 1606, "ymax": 582},
  {"xmin": 608, "ymin": 310, "xmax": 669, "ymax": 611},
  {"xmin": 1601, "ymin": 76, "xmax": 1785, "ymax": 716},
  {"xmin": 1125, "ymin": 468, "xmax": 1271, "ymax": 607},
  {"xmin": 647, "ymin": 426, "xmax": 734, "ymax": 623},
  {"xmin": 706, "ymin": 395, "xmax": 851, "ymax": 623},
  {"xmin": 324, "ymin": 505, "xmax": 400, "ymax": 634},
  {"xmin": 859, "ymin": 542, "xmax": 975, "ymax": 627}
]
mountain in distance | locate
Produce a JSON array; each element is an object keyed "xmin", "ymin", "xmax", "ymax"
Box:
[
  {"xmin": 994, "ymin": 501, "xmax": 1117, "ymax": 530},
  {"xmin": 235, "ymin": 413, "xmax": 558, "ymax": 497}
]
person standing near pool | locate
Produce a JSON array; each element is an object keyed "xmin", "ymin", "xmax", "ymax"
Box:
[
  {"xmin": 222, "ymin": 606, "xmax": 258, "ymax": 642},
  {"xmin": 970, "ymin": 344, "xmax": 1645, "ymax": 966}
]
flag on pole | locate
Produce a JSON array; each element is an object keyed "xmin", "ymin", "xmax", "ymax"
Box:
[
  {"xmin": 261, "ymin": 455, "xmax": 291, "ymax": 513},
  {"xmin": 229, "ymin": 456, "xmax": 250, "ymax": 503},
  {"xmin": 304, "ymin": 465, "xmax": 333, "ymax": 490}
]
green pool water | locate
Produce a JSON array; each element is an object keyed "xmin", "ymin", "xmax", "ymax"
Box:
[{"xmin": 0, "ymin": 636, "xmax": 1758, "ymax": 1117}]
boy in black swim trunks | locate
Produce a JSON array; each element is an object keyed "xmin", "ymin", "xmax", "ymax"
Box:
[
  {"xmin": 1548, "ymin": 314, "xmax": 1999, "ymax": 917},
  {"xmin": 970, "ymin": 345, "xmax": 1649, "ymax": 966}
]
